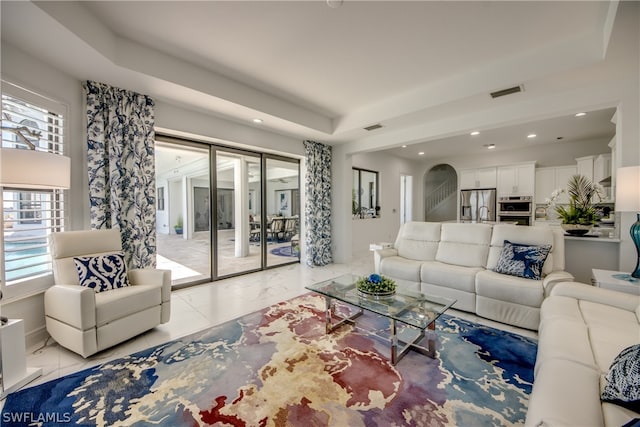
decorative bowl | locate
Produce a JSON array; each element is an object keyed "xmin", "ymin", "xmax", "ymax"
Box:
[
  {"xmin": 561, "ymin": 223, "xmax": 592, "ymax": 236},
  {"xmin": 355, "ymin": 274, "xmax": 396, "ymax": 298}
]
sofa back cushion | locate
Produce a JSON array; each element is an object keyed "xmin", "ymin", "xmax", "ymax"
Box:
[
  {"xmin": 395, "ymin": 221, "xmax": 441, "ymax": 261},
  {"xmin": 487, "ymin": 224, "xmax": 560, "ymax": 275},
  {"xmin": 435, "ymin": 223, "xmax": 492, "ymax": 267}
]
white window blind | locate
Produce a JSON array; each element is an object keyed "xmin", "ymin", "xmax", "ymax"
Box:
[{"xmin": 1, "ymin": 82, "xmax": 67, "ymax": 299}]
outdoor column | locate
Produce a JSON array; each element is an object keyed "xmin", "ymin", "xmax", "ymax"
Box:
[{"xmin": 234, "ymin": 158, "xmax": 250, "ymax": 257}]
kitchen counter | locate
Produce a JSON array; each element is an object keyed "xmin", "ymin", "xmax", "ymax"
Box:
[{"xmin": 563, "ymin": 235, "xmax": 620, "ymax": 242}]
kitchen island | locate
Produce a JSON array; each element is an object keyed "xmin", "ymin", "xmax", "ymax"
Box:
[{"xmin": 535, "ymin": 221, "xmax": 620, "ymax": 283}]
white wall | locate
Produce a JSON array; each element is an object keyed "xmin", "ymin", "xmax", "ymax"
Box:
[{"xmin": 350, "ymin": 152, "xmax": 418, "ymax": 255}]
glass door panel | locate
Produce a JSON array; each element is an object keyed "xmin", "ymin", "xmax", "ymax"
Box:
[
  {"xmin": 265, "ymin": 157, "xmax": 300, "ymax": 268},
  {"xmin": 155, "ymin": 141, "xmax": 211, "ymax": 287},
  {"xmin": 215, "ymin": 150, "xmax": 262, "ymax": 277}
]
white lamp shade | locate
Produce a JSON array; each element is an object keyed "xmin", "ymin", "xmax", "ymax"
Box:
[
  {"xmin": 615, "ymin": 165, "xmax": 640, "ymax": 212},
  {"xmin": 0, "ymin": 148, "xmax": 70, "ymax": 190}
]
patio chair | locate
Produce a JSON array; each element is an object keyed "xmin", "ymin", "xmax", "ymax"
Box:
[{"xmin": 268, "ymin": 217, "xmax": 286, "ymax": 242}]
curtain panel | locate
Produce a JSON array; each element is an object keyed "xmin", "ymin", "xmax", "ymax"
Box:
[
  {"xmin": 84, "ymin": 81, "xmax": 157, "ymax": 268},
  {"xmin": 303, "ymin": 140, "xmax": 332, "ymax": 266}
]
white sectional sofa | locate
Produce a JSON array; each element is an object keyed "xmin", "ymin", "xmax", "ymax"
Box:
[
  {"xmin": 526, "ymin": 282, "xmax": 640, "ymax": 426},
  {"xmin": 374, "ymin": 221, "xmax": 573, "ymax": 330}
]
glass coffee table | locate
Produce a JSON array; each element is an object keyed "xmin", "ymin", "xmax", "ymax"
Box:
[{"xmin": 306, "ymin": 274, "xmax": 455, "ymax": 365}]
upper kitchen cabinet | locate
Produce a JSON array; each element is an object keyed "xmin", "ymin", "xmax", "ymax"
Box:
[
  {"xmin": 576, "ymin": 155, "xmax": 595, "ymax": 181},
  {"xmin": 535, "ymin": 165, "xmax": 577, "ymax": 204},
  {"xmin": 460, "ymin": 167, "xmax": 497, "ymax": 189},
  {"xmin": 576, "ymin": 153, "xmax": 613, "ymax": 201},
  {"xmin": 497, "ymin": 163, "xmax": 535, "ymax": 196}
]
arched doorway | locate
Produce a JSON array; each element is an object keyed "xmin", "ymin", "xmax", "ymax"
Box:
[{"xmin": 424, "ymin": 164, "xmax": 457, "ymax": 222}]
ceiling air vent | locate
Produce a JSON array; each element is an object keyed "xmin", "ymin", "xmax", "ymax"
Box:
[
  {"xmin": 364, "ymin": 123, "xmax": 383, "ymax": 131},
  {"xmin": 490, "ymin": 85, "xmax": 524, "ymax": 99}
]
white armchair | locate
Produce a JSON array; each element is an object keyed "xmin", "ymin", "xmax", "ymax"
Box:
[{"xmin": 45, "ymin": 229, "xmax": 171, "ymax": 357}]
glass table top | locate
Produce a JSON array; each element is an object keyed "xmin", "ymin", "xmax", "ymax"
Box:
[{"xmin": 306, "ymin": 274, "xmax": 456, "ymax": 330}]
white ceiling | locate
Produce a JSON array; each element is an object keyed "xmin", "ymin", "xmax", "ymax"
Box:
[{"xmin": 1, "ymin": 0, "xmax": 627, "ymax": 158}]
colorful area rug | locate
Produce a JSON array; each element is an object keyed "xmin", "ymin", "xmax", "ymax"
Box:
[{"xmin": 2, "ymin": 294, "xmax": 537, "ymax": 426}]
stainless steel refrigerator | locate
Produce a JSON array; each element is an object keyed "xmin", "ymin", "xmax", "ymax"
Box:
[{"xmin": 460, "ymin": 188, "xmax": 496, "ymax": 222}]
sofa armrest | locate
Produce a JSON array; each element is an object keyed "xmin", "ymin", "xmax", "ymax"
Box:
[
  {"xmin": 542, "ymin": 271, "xmax": 574, "ymax": 296},
  {"xmin": 550, "ymin": 282, "xmax": 640, "ymax": 312},
  {"xmin": 44, "ymin": 284, "xmax": 96, "ymax": 330},
  {"xmin": 374, "ymin": 248, "xmax": 398, "ymax": 274},
  {"xmin": 128, "ymin": 268, "xmax": 171, "ymax": 302}
]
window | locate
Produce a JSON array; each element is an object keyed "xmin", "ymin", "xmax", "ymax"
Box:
[
  {"xmin": 1, "ymin": 82, "xmax": 67, "ymax": 300},
  {"xmin": 352, "ymin": 167, "xmax": 379, "ymax": 219}
]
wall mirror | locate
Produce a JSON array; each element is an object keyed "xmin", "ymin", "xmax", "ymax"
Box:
[{"xmin": 352, "ymin": 167, "xmax": 379, "ymax": 219}]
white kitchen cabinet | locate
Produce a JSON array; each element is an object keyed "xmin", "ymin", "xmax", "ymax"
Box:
[
  {"xmin": 594, "ymin": 154, "xmax": 611, "ymax": 184},
  {"xmin": 555, "ymin": 166, "xmax": 577, "ymax": 204},
  {"xmin": 535, "ymin": 165, "xmax": 577, "ymax": 204},
  {"xmin": 576, "ymin": 155, "xmax": 595, "ymax": 182},
  {"xmin": 497, "ymin": 163, "xmax": 535, "ymax": 196},
  {"xmin": 460, "ymin": 167, "xmax": 497, "ymax": 189},
  {"xmin": 535, "ymin": 168, "xmax": 556, "ymax": 203}
]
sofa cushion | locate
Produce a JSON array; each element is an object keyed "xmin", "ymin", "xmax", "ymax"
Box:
[
  {"xmin": 435, "ymin": 223, "xmax": 492, "ymax": 267},
  {"xmin": 476, "ymin": 270, "xmax": 544, "ymax": 307},
  {"xmin": 379, "ymin": 256, "xmax": 422, "ymax": 282},
  {"xmin": 74, "ymin": 252, "xmax": 130, "ymax": 293},
  {"xmin": 601, "ymin": 344, "xmax": 640, "ymax": 412},
  {"xmin": 487, "ymin": 225, "xmax": 556, "ymax": 275},
  {"xmin": 395, "ymin": 222, "xmax": 441, "ymax": 261},
  {"xmin": 525, "ymin": 358, "xmax": 604, "ymax": 427},
  {"xmin": 494, "ymin": 240, "xmax": 551, "ymax": 280},
  {"xmin": 535, "ymin": 316, "xmax": 595, "ymax": 377},
  {"xmin": 420, "ymin": 261, "xmax": 481, "ymax": 293},
  {"xmin": 580, "ymin": 300, "xmax": 640, "ymax": 372},
  {"xmin": 95, "ymin": 284, "xmax": 161, "ymax": 327}
]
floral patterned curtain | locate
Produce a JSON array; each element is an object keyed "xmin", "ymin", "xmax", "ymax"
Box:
[
  {"xmin": 303, "ymin": 140, "xmax": 332, "ymax": 266},
  {"xmin": 84, "ymin": 81, "xmax": 156, "ymax": 268}
]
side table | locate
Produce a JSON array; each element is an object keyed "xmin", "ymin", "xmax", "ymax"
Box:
[
  {"xmin": 591, "ymin": 268, "xmax": 640, "ymax": 296},
  {"xmin": 369, "ymin": 242, "xmax": 393, "ymax": 251}
]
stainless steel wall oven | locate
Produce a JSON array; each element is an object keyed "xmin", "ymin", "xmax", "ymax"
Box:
[{"xmin": 498, "ymin": 195, "xmax": 532, "ymax": 225}]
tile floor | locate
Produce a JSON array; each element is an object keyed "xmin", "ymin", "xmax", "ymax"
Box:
[{"xmin": 6, "ymin": 253, "xmax": 537, "ymax": 408}]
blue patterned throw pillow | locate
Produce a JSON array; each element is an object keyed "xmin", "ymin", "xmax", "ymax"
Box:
[
  {"xmin": 602, "ymin": 344, "xmax": 640, "ymax": 412},
  {"xmin": 74, "ymin": 252, "xmax": 130, "ymax": 293},
  {"xmin": 494, "ymin": 240, "xmax": 551, "ymax": 280}
]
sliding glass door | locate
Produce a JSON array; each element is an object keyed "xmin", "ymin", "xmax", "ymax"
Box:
[
  {"xmin": 155, "ymin": 141, "xmax": 211, "ymax": 287},
  {"xmin": 156, "ymin": 138, "xmax": 300, "ymax": 287},
  {"xmin": 215, "ymin": 149, "xmax": 262, "ymax": 277}
]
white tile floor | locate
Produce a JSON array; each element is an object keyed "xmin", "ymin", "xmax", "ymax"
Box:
[{"xmin": 8, "ymin": 253, "xmax": 537, "ymax": 405}]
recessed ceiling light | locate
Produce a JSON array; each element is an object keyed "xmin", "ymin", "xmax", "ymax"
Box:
[
  {"xmin": 575, "ymin": 112, "xmax": 587, "ymax": 117},
  {"xmin": 483, "ymin": 144, "xmax": 496, "ymax": 149},
  {"xmin": 418, "ymin": 152, "xmax": 425, "ymax": 155},
  {"xmin": 527, "ymin": 133, "xmax": 537, "ymax": 139},
  {"xmin": 470, "ymin": 131, "xmax": 480, "ymax": 136},
  {"xmin": 401, "ymin": 145, "xmax": 407, "ymax": 148},
  {"xmin": 252, "ymin": 118, "xmax": 263, "ymax": 124}
]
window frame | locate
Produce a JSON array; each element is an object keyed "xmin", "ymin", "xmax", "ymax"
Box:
[{"xmin": 1, "ymin": 81, "xmax": 69, "ymax": 302}]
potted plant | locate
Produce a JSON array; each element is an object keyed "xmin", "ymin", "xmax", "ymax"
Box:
[
  {"xmin": 174, "ymin": 215, "xmax": 183, "ymax": 235},
  {"xmin": 546, "ymin": 174, "xmax": 604, "ymax": 235}
]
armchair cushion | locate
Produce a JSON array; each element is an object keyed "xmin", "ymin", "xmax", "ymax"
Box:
[
  {"xmin": 74, "ymin": 252, "xmax": 130, "ymax": 292},
  {"xmin": 95, "ymin": 284, "xmax": 161, "ymax": 327}
]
